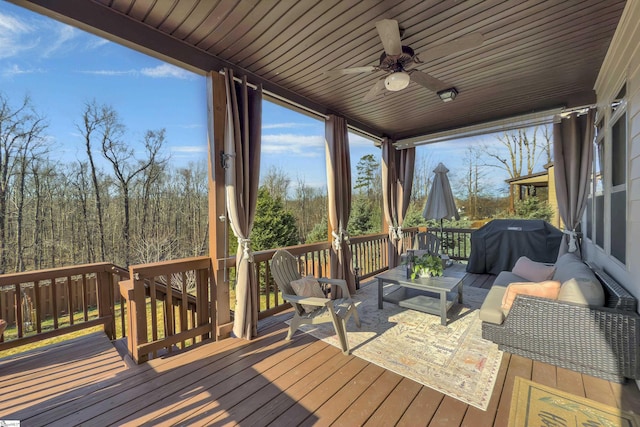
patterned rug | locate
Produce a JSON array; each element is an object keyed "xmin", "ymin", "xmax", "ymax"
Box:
[
  {"xmin": 509, "ymin": 377, "xmax": 640, "ymax": 426},
  {"xmin": 286, "ymin": 281, "xmax": 502, "ymax": 410}
]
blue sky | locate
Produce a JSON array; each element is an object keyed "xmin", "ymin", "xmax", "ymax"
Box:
[{"xmin": 0, "ymin": 2, "xmax": 539, "ymax": 197}]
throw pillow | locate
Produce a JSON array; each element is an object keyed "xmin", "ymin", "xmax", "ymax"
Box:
[
  {"xmin": 512, "ymin": 256, "xmax": 556, "ymax": 282},
  {"xmin": 557, "ymin": 277, "xmax": 605, "ymax": 307},
  {"xmin": 501, "ymin": 280, "xmax": 562, "ymax": 310},
  {"xmin": 290, "ymin": 276, "xmax": 326, "ymax": 313}
]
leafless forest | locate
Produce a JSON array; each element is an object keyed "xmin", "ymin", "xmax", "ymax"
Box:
[
  {"xmin": 0, "ymin": 96, "xmax": 211, "ymax": 273},
  {"xmin": 1, "ymin": 91, "xmax": 551, "ymax": 274}
]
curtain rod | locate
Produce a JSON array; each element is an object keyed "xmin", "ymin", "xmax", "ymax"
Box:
[{"xmin": 220, "ymin": 70, "xmax": 383, "ymax": 145}]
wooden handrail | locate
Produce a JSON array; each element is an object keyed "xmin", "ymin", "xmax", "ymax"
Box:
[
  {"xmin": 0, "ymin": 263, "xmax": 128, "ymax": 352},
  {"xmin": 0, "ymin": 262, "xmax": 118, "ymax": 286},
  {"xmin": 121, "ymin": 256, "xmax": 213, "ymax": 363}
]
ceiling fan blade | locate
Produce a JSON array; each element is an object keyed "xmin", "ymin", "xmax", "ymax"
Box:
[
  {"xmin": 363, "ymin": 77, "xmax": 386, "ymax": 102},
  {"xmin": 376, "ymin": 19, "xmax": 402, "ymax": 56},
  {"xmin": 418, "ymin": 32, "xmax": 485, "ymax": 62},
  {"xmin": 410, "ymin": 70, "xmax": 450, "ymax": 92},
  {"xmin": 325, "ymin": 66, "xmax": 378, "ymax": 76}
]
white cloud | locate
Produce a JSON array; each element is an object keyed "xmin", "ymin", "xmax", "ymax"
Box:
[
  {"xmin": 42, "ymin": 24, "xmax": 78, "ymax": 57},
  {"xmin": 348, "ymin": 132, "xmax": 377, "ymax": 147},
  {"xmin": 140, "ymin": 64, "xmax": 192, "ymax": 79},
  {"xmin": 0, "ymin": 11, "xmax": 36, "ymax": 59},
  {"xmin": 262, "ymin": 133, "xmax": 324, "ymax": 157},
  {"xmin": 79, "ymin": 64, "xmax": 194, "ymax": 80},
  {"xmin": 2, "ymin": 63, "xmax": 44, "ymax": 77},
  {"xmin": 170, "ymin": 145, "xmax": 207, "ymax": 153},
  {"xmin": 262, "ymin": 122, "xmax": 316, "ymax": 130},
  {"xmin": 86, "ymin": 38, "xmax": 110, "ymax": 50},
  {"xmin": 79, "ymin": 69, "xmax": 138, "ymax": 76},
  {"xmin": 0, "ymin": 10, "xmax": 86, "ymax": 60},
  {"xmin": 179, "ymin": 123, "xmax": 202, "ymax": 129}
]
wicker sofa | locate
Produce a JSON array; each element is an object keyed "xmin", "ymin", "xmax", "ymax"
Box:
[{"xmin": 479, "ymin": 252, "xmax": 640, "ymax": 383}]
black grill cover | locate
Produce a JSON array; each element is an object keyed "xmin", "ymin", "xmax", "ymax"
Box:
[{"xmin": 466, "ymin": 219, "xmax": 562, "ymax": 275}]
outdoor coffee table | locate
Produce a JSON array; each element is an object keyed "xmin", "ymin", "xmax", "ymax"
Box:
[{"xmin": 376, "ymin": 263, "xmax": 467, "ymax": 326}]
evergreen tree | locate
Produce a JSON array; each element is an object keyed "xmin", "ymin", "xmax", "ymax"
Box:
[
  {"xmin": 250, "ymin": 187, "xmax": 298, "ymax": 250},
  {"xmin": 354, "ymin": 154, "xmax": 378, "ymax": 198},
  {"xmin": 306, "ymin": 216, "xmax": 328, "ymax": 243},
  {"xmin": 348, "ymin": 196, "xmax": 374, "ymax": 235},
  {"xmin": 512, "ymin": 196, "xmax": 554, "ymax": 222}
]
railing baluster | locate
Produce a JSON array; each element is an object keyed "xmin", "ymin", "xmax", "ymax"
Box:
[
  {"xmin": 150, "ymin": 276, "xmax": 158, "ymax": 357},
  {"xmin": 51, "ymin": 279, "xmax": 58, "ymax": 330},
  {"xmin": 82, "ymin": 274, "xmax": 89, "ymax": 322},
  {"xmin": 265, "ymin": 262, "xmax": 272, "ymax": 310},
  {"xmin": 165, "ymin": 273, "xmax": 174, "ymax": 348},
  {"xmin": 14, "ymin": 284, "xmax": 23, "ymax": 338},
  {"xmin": 181, "ymin": 271, "xmax": 188, "ymax": 348},
  {"xmin": 66, "ymin": 276, "xmax": 73, "ymax": 326},
  {"xmin": 34, "ymin": 280, "xmax": 42, "ymax": 334}
]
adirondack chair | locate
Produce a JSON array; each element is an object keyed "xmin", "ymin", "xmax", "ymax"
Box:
[
  {"xmin": 270, "ymin": 250, "xmax": 361, "ymax": 355},
  {"xmin": 414, "ymin": 232, "xmax": 441, "ymax": 255}
]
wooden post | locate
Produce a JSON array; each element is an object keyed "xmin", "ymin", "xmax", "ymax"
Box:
[
  {"xmin": 196, "ymin": 266, "xmax": 210, "ymax": 341},
  {"xmin": 118, "ymin": 279, "xmax": 135, "ymax": 359},
  {"xmin": 97, "ymin": 270, "xmax": 115, "ymax": 340},
  {"xmin": 207, "ymin": 71, "xmax": 230, "ymax": 339},
  {"xmin": 131, "ymin": 269, "xmax": 148, "ymax": 363}
]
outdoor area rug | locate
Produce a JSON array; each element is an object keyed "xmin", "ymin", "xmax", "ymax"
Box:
[
  {"xmin": 509, "ymin": 376, "xmax": 640, "ymax": 426},
  {"xmin": 285, "ymin": 281, "xmax": 502, "ymax": 410}
]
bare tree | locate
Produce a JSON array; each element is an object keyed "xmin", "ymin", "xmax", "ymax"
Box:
[
  {"xmin": 456, "ymin": 146, "xmax": 490, "ymax": 219},
  {"xmin": 102, "ymin": 126, "xmax": 168, "ymax": 266},
  {"xmin": 541, "ymin": 124, "xmax": 553, "ymax": 165},
  {"xmin": 0, "ymin": 94, "xmax": 48, "ymax": 273},
  {"xmin": 411, "ymin": 152, "xmax": 436, "ymax": 203},
  {"xmin": 483, "ymin": 127, "xmax": 545, "ymax": 179},
  {"xmin": 69, "ymin": 161, "xmax": 97, "ymax": 263},
  {"xmin": 262, "ymin": 165, "xmax": 291, "ymax": 202},
  {"xmin": 77, "ymin": 101, "xmax": 112, "ymax": 261},
  {"xmin": 13, "ymin": 119, "xmax": 48, "ymax": 272}
]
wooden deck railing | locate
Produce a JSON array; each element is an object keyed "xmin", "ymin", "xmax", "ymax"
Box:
[
  {"xmin": 119, "ymin": 256, "xmax": 213, "ymax": 363},
  {"xmin": 0, "ymin": 263, "xmax": 128, "ymax": 352},
  {"xmin": 430, "ymin": 227, "xmax": 475, "ymax": 260},
  {"xmin": 218, "ymin": 227, "xmax": 422, "ymax": 319},
  {"xmin": 0, "ymin": 227, "xmax": 474, "ymax": 360}
]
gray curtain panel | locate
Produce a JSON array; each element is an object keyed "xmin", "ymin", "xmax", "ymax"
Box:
[
  {"xmin": 325, "ymin": 115, "xmax": 356, "ymax": 295},
  {"xmin": 553, "ymin": 109, "xmax": 594, "ymax": 257},
  {"xmin": 222, "ymin": 69, "xmax": 262, "ymax": 339},
  {"xmin": 382, "ymin": 138, "xmax": 415, "ymax": 268}
]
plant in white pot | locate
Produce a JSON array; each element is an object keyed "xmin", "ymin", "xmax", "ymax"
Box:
[{"xmin": 411, "ymin": 253, "xmax": 444, "ymax": 279}]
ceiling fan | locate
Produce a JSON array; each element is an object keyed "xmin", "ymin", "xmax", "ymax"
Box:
[{"xmin": 327, "ymin": 19, "xmax": 484, "ymax": 102}]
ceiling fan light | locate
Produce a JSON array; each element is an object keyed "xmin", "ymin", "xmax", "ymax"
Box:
[
  {"xmin": 384, "ymin": 72, "xmax": 410, "ymax": 91},
  {"xmin": 437, "ymin": 87, "xmax": 458, "ymax": 102}
]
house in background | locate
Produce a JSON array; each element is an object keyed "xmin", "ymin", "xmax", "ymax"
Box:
[{"xmin": 506, "ymin": 163, "xmax": 562, "ymax": 228}]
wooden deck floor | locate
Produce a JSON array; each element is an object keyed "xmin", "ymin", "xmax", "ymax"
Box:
[{"xmin": 2, "ymin": 273, "xmax": 640, "ymax": 426}]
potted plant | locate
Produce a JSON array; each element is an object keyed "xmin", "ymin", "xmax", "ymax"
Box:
[{"xmin": 410, "ymin": 253, "xmax": 444, "ymax": 279}]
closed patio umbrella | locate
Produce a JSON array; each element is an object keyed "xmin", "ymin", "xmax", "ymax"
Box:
[{"xmin": 422, "ymin": 162, "xmax": 460, "ymax": 231}]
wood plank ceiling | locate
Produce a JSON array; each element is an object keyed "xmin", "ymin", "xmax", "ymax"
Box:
[{"xmin": 13, "ymin": 0, "xmax": 627, "ymax": 142}]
